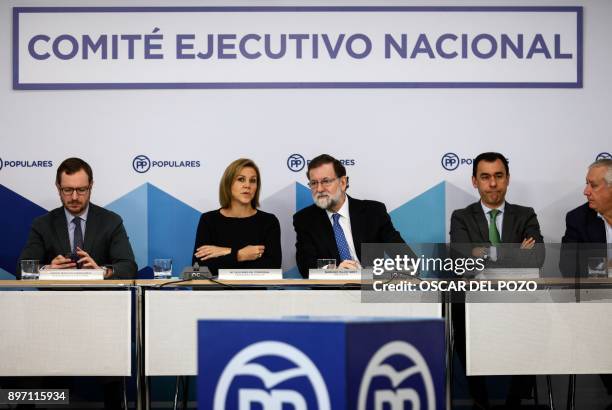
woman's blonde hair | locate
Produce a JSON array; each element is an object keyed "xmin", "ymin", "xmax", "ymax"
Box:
[{"xmin": 219, "ymin": 158, "xmax": 261, "ymax": 209}]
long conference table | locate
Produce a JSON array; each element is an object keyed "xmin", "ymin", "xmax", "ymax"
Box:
[
  {"xmin": 1, "ymin": 278, "xmax": 611, "ymax": 410},
  {"xmin": 0, "ymin": 279, "xmax": 441, "ymax": 409}
]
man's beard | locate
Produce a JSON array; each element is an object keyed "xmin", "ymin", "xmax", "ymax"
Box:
[
  {"xmin": 63, "ymin": 198, "xmax": 88, "ymax": 215},
  {"xmin": 313, "ymin": 190, "xmax": 342, "ymax": 211}
]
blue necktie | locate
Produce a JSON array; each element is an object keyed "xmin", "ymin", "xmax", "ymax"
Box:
[
  {"xmin": 72, "ymin": 216, "xmax": 83, "ymax": 254},
  {"xmin": 332, "ymin": 213, "xmax": 353, "ymax": 262}
]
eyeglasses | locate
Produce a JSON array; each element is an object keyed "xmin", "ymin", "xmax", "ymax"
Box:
[
  {"xmin": 307, "ymin": 178, "xmax": 338, "ymax": 189},
  {"xmin": 60, "ymin": 186, "xmax": 90, "ymax": 196}
]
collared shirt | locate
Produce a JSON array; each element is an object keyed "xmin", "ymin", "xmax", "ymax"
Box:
[
  {"xmin": 326, "ymin": 196, "xmax": 359, "ymax": 262},
  {"xmin": 597, "ymin": 213, "xmax": 612, "ymax": 260},
  {"xmin": 481, "ymin": 201, "xmax": 506, "ymax": 241},
  {"xmin": 64, "ymin": 205, "xmax": 89, "ymax": 252}
]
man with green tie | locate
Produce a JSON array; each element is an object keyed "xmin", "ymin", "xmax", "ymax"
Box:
[{"xmin": 449, "ymin": 151, "xmax": 543, "ymax": 409}]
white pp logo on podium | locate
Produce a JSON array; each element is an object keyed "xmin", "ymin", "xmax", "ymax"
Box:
[
  {"xmin": 213, "ymin": 341, "xmax": 331, "ymax": 410},
  {"xmin": 358, "ymin": 341, "xmax": 436, "ymax": 410}
]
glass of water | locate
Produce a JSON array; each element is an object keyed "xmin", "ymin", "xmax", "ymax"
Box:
[
  {"xmin": 20, "ymin": 260, "xmax": 40, "ymax": 280},
  {"xmin": 317, "ymin": 259, "xmax": 337, "ymax": 269},
  {"xmin": 587, "ymin": 257, "xmax": 608, "ymax": 278},
  {"xmin": 153, "ymin": 258, "xmax": 173, "ymax": 279}
]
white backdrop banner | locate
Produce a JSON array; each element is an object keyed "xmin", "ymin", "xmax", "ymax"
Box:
[{"xmin": 0, "ymin": 0, "xmax": 609, "ymax": 279}]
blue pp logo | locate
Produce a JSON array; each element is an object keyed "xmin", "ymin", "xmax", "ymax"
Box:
[
  {"xmin": 132, "ymin": 155, "xmax": 151, "ymax": 173},
  {"xmin": 596, "ymin": 152, "xmax": 612, "ymax": 161},
  {"xmin": 287, "ymin": 154, "xmax": 306, "ymax": 172},
  {"xmin": 213, "ymin": 340, "xmax": 330, "ymax": 410},
  {"xmin": 441, "ymin": 153, "xmax": 460, "ymax": 171},
  {"xmin": 358, "ymin": 341, "xmax": 436, "ymax": 410}
]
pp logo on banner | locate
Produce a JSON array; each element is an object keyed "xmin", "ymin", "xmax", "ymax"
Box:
[
  {"xmin": 287, "ymin": 154, "xmax": 306, "ymax": 172},
  {"xmin": 358, "ymin": 341, "xmax": 436, "ymax": 410},
  {"xmin": 214, "ymin": 340, "xmax": 330, "ymax": 410},
  {"xmin": 132, "ymin": 155, "xmax": 151, "ymax": 173},
  {"xmin": 597, "ymin": 152, "xmax": 612, "ymax": 160},
  {"xmin": 441, "ymin": 153, "xmax": 460, "ymax": 171},
  {"xmin": 0, "ymin": 157, "xmax": 3, "ymax": 171}
]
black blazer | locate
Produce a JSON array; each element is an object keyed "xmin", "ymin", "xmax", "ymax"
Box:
[
  {"xmin": 449, "ymin": 201, "xmax": 544, "ymax": 267},
  {"xmin": 560, "ymin": 202, "xmax": 607, "ymax": 276},
  {"xmin": 293, "ymin": 196, "xmax": 404, "ymax": 278},
  {"xmin": 18, "ymin": 203, "xmax": 137, "ymax": 279}
]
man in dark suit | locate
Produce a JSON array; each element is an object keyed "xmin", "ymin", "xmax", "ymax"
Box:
[
  {"xmin": 14, "ymin": 157, "xmax": 136, "ymax": 408},
  {"xmin": 18, "ymin": 157, "xmax": 137, "ymax": 279},
  {"xmin": 449, "ymin": 152, "xmax": 543, "ymax": 409},
  {"xmin": 293, "ymin": 154, "xmax": 404, "ymax": 278},
  {"xmin": 561, "ymin": 158, "xmax": 611, "ymax": 276},
  {"xmin": 560, "ymin": 159, "xmax": 612, "ymax": 406}
]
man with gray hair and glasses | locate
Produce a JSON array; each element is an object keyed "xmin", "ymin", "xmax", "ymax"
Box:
[
  {"xmin": 293, "ymin": 154, "xmax": 405, "ymax": 278},
  {"xmin": 561, "ymin": 158, "xmax": 612, "ymax": 273},
  {"xmin": 560, "ymin": 158, "xmax": 612, "ymax": 407}
]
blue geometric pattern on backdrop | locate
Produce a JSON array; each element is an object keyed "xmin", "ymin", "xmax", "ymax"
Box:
[
  {"xmin": 0, "ymin": 184, "xmax": 47, "ymax": 277},
  {"xmin": 106, "ymin": 184, "xmax": 148, "ymax": 271},
  {"xmin": 444, "ymin": 181, "xmax": 478, "ymax": 243},
  {"xmin": 271, "ymin": 182, "xmax": 313, "ymax": 278},
  {"xmin": 260, "ymin": 183, "xmax": 299, "ymax": 278},
  {"xmin": 148, "ymin": 184, "xmax": 200, "ymax": 276},
  {"xmin": 0, "ymin": 267, "xmax": 15, "ymax": 280},
  {"xmin": 390, "ymin": 182, "xmax": 446, "ymax": 244},
  {"xmin": 107, "ymin": 183, "xmax": 200, "ymax": 277},
  {"xmin": 0, "ymin": 181, "xmax": 455, "ymax": 279},
  {"xmin": 296, "ymin": 182, "xmax": 314, "ymax": 212}
]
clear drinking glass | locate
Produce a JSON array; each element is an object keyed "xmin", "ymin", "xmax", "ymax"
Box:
[
  {"xmin": 153, "ymin": 258, "xmax": 173, "ymax": 279},
  {"xmin": 317, "ymin": 259, "xmax": 337, "ymax": 269},
  {"xmin": 20, "ymin": 259, "xmax": 40, "ymax": 280}
]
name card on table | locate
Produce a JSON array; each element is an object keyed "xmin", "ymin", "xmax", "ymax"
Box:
[
  {"xmin": 309, "ymin": 269, "xmax": 362, "ymax": 280},
  {"xmin": 475, "ymin": 268, "xmax": 540, "ymax": 280},
  {"xmin": 38, "ymin": 268, "xmax": 105, "ymax": 280},
  {"xmin": 218, "ymin": 269, "xmax": 282, "ymax": 281}
]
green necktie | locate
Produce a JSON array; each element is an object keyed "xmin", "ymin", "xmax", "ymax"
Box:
[{"xmin": 488, "ymin": 209, "xmax": 501, "ymax": 245}]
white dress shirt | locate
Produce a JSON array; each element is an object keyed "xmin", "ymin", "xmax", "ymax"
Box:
[{"xmin": 598, "ymin": 213, "xmax": 612, "ymax": 261}]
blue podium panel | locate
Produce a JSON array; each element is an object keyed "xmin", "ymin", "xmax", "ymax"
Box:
[
  {"xmin": 198, "ymin": 318, "xmax": 444, "ymax": 410},
  {"xmin": 346, "ymin": 321, "xmax": 445, "ymax": 410}
]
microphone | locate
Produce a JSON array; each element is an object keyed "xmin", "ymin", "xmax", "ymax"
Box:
[{"xmin": 181, "ymin": 263, "xmax": 212, "ymax": 279}]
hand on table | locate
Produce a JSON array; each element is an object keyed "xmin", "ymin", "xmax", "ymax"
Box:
[
  {"xmin": 338, "ymin": 260, "xmax": 360, "ymax": 270},
  {"xmin": 237, "ymin": 245, "xmax": 265, "ymax": 262},
  {"xmin": 76, "ymin": 247, "xmax": 101, "ymax": 269},
  {"xmin": 49, "ymin": 254, "xmax": 76, "ymax": 269},
  {"xmin": 195, "ymin": 245, "xmax": 231, "ymax": 261},
  {"xmin": 520, "ymin": 237, "xmax": 536, "ymax": 249}
]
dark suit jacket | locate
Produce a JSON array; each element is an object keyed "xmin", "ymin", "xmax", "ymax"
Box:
[
  {"xmin": 449, "ymin": 201, "xmax": 544, "ymax": 267},
  {"xmin": 293, "ymin": 196, "xmax": 405, "ymax": 278},
  {"xmin": 18, "ymin": 203, "xmax": 137, "ymax": 279},
  {"xmin": 560, "ymin": 202, "xmax": 607, "ymax": 276}
]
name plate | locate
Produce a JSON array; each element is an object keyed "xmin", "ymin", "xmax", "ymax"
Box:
[
  {"xmin": 309, "ymin": 269, "xmax": 362, "ymax": 280},
  {"xmin": 38, "ymin": 268, "xmax": 105, "ymax": 280},
  {"xmin": 475, "ymin": 268, "xmax": 540, "ymax": 280},
  {"xmin": 218, "ymin": 269, "xmax": 282, "ymax": 281}
]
